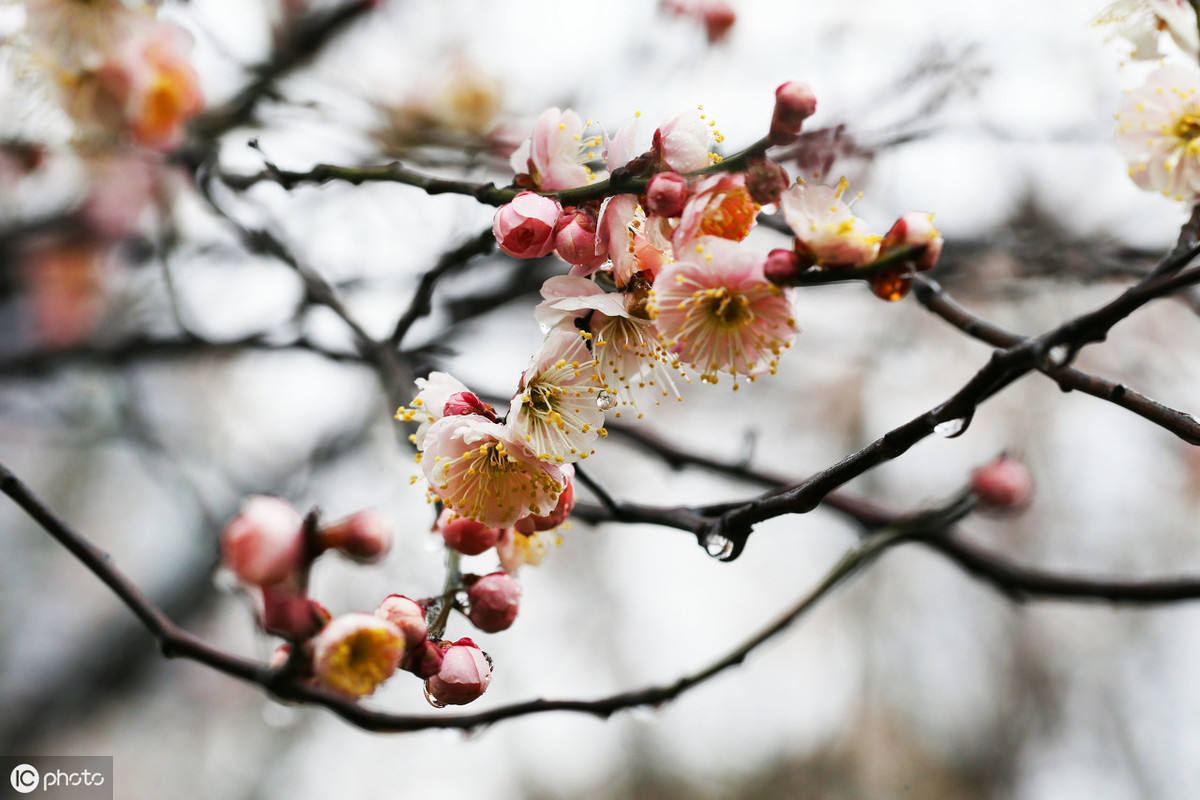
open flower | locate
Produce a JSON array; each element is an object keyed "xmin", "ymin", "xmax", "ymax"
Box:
[
  {"xmin": 420, "ymin": 414, "xmax": 565, "ymax": 528},
  {"xmin": 780, "ymin": 178, "xmax": 880, "ymax": 267},
  {"xmin": 508, "ymin": 330, "xmax": 606, "ymax": 463},
  {"xmin": 597, "ymin": 194, "xmax": 671, "ymax": 287},
  {"xmin": 535, "ymin": 275, "xmax": 684, "ymax": 411},
  {"xmin": 396, "ymin": 371, "xmax": 497, "ymax": 449},
  {"xmin": 1096, "ymin": 0, "xmax": 1199, "ymax": 60},
  {"xmin": 672, "ymin": 173, "xmax": 759, "ymax": 250},
  {"xmin": 510, "ymin": 107, "xmax": 604, "ymax": 190},
  {"xmin": 1115, "ymin": 64, "xmax": 1200, "ymax": 201},
  {"xmin": 651, "ymin": 237, "xmax": 798, "ymax": 385},
  {"xmin": 311, "ymin": 613, "xmax": 406, "ymax": 698},
  {"xmin": 653, "ymin": 109, "xmax": 713, "ymax": 173}
]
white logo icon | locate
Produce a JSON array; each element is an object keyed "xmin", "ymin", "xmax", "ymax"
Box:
[{"xmin": 10, "ymin": 764, "xmax": 39, "ymax": 794}]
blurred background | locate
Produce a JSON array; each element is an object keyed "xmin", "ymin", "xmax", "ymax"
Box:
[{"xmin": 3, "ymin": 0, "xmax": 1200, "ymax": 797}]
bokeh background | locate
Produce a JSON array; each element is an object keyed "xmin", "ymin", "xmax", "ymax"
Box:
[{"xmin": 3, "ymin": 0, "xmax": 1200, "ymax": 797}]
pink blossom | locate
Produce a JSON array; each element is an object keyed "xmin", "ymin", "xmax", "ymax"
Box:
[
  {"xmin": 396, "ymin": 371, "xmax": 497, "ymax": 449},
  {"xmin": 497, "ymin": 527, "xmax": 560, "ymax": 574},
  {"xmin": 672, "ymin": 173, "xmax": 759, "ymax": 250},
  {"xmin": 425, "ymin": 638, "xmax": 491, "ymax": 706},
  {"xmin": 515, "ymin": 467, "xmax": 575, "ymax": 533},
  {"xmin": 1115, "ymin": 65, "xmax": 1200, "ymax": 201},
  {"xmin": 261, "ymin": 587, "xmax": 328, "ymax": 639},
  {"xmin": 221, "ymin": 495, "xmax": 305, "ymax": 587},
  {"xmin": 880, "ymin": 212, "xmax": 943, "ymax": 272},
  {"xmin": 651, "ymin": 237, "xmax": 798, "ymax": 385},
  {"xmin": 509, "ymin": 107, "xmax": 604, "ymax": 190},
  {"xmin": 312, "ymin": 613, "xmax": 406, "ymax": 697},
  {"xmin": 493, "ymin": 191, "xmax": 562, "ymax": 258},
  {"xmin": 507, "ymin": 329, "xmax": 606, "ymax": 464},
  {"xmin": 535, "ymin": 275, "xmax": 683, "ymax": 411},
  {"xmin": 779, "ymin": 178, "xmax": 880, "ymax": 267},
  {"xmin": 419, "ymin": 414, "xmax": 566, "ymax": 528},
  {"xmin": 597, "ymin": 194, "xmax": 671, "ymax": 287},
  {"xmin": 553, "ymin": 206, "xmax": 605, "ymax": 268},
  {"xmin": 466, "ymin": 572, "xmax": 522, "ymax": 633},
  {"xmin": 436, "ymin": 508, "xmax": 503, "ymax": 556},
  {"xmin": 653, "ymin": 109, "xmax": 712, "ymax": 173}
]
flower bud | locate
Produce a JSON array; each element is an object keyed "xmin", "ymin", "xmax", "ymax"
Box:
[
  {"xmin": 880, "ymin": 212, "xmax": 943, "ymax": 272},
  {"xmin": 513, "ymin": 474, "xmax": 575, "ymax": 534},
  {"xmin": 701, "ymin": 1, "xmax": 736, "ymax": 43},
  {"xmin": 316, "ymin": 510, "xmax": 393, "ymax": 563},
  {"xmin": 311, "ymin": 613, "xmax": 406, "ymax": 697},
  {"xmin": 437, "ymin": 508, "xmax": 503, "ymax": 555},
  {"xmin": 425, "ymin": 638, "xmax": 492, "ymax": 706},
  {"xmin": 645, "ymin": 172, "xmax": 690, "ymax": 217},
  {"xmin": 971, "ymin": 456, "xmax": 1034, "ymax": 512},
  {"xmin": 262, "ymin": 586, "xmax": 329, "ymax": 639},
  {"xmin": 466, "ymin": 572, "xmax": 522, "ymax": 633},
  {"xmin": 553, "ymin": 206, "xmax": 604, "ymax": 267},
  {"xmin": 745, "ymin": 159, "xmax": 791, "ymax": 206},
  {"xmin": 770, "ymin": 81, "xmax": 818, "ymax": 145},
  {"xmin": 221, "ymin": 496, "xmax": 305, "ymax": 587},
  {"xmin": 764, "ymin": 248, "xmax": 803, "ymax": 286},
  {"xmin": 493, "ymin": 191, "xmax": 562, "ymax": 258},
  {"xmin": 376, "ymin": 594, "xmax": 428, "ymax": 650},
  {"xmin": 403, "ymin": 638, "xmax": 445, "ymax": 679}
]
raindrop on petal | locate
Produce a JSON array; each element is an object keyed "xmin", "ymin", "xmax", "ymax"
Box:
[
  {"xmin": 596, "ymin": 390, "xmax": 616, "ymax": 411},
  {"xmin": 424, "ymin": 684, "xmax": 447, "ymax": 709}
]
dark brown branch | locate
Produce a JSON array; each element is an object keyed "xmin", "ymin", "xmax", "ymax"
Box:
[{"xmin": 388, "ymin": 228, "xmax": 495, "ymax": 348}]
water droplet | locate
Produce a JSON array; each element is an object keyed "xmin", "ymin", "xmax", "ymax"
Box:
[
  {"xmin": 704, "ymin": 534, "xmax": 734, "ymax": 560},
  {"xmin": 1040, "ymin": 344, "xmax": 1072, "ymax": 370},
  {"xmin": 596, "ymin": 390, "xmax": 616, "ymax": 411},
  {"xmin": 424, "ymin": 685, "xmax": 447, "ymax": 709},
  {"xmin": 934, "ymin": 417, "xmax": 968, "ymax": 438}
]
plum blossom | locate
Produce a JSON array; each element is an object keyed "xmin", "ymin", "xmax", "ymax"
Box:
[
  {"xmin": 396, "ymin": 371, "xmax": 497, "ymax": 448},
  {"xmin": 510, "ymin": 107, "xmax": 604, "ymax": 191},
  {"xmin": 672, "ymin": 172, "xmax": 759, "ymax": 250},
  {"xmin": 1096, "ymin": 0, "xmax": 1198, "ymax": 60},
  {"xmin": 436, "ymin": 508, "xmax": 504, "ymax": 555},
  {"xmin": 311, "ymin": 613, "xmax": 406, "ymax": 698},
  {"xmin": 1115, "ymin": 64, "xmax": 1200, "ymax": 200},
  {"xmin": 419, "ymin": 414, "xmax": 565, "ymax": 528},
  {"xmin": 24, "ymin": 0, "xmax": 144, "ymax": 71},
  {"xmin": 597, "ymin": 194, "xmax": 671, "ymax": 287},
  {"xmin": 466, "ymin": 571, "xmax": 522, "ymax": 633},
  {"xmin": 536, "ymin": 275, "xmax": 683, "ymax": 411},
  {"xmin": 507, "ymin": 329, "xmax": 606, "ymax": 463},
  {"xmin": 425, "ymin": 638, "xmax": 491, "ymax": 706},
  {"xmin": 654, "ymin": 108, "xmax": 714, "ymax": 173},
  {"xmin": 780, "ymin": 178, "xmax": 880, "ymax": 267},
  {"xmin": 493, "ymin": 191, "xmax": 561, "ymax": 258},
  {"xmin": 651, "ymin": 237, "xmax": 798, "ymax": 385},
  {"xmin": 497, "ymin": 526, "xmax": 560, "ymax": 574},
  {"xmin": 220, "ymin": 495, "xmax": 305, "ymax": 587}
]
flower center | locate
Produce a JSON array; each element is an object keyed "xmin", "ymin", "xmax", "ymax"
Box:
[
  {"xmin": 525, "ymin": 384, "xmax": 558, "ymax": 416},
  {"xmin": 1174, "ymin": 108, "xmax": 1200, "ymax": 154},
  {"xmin": 697, "ymin": 186, "xmax": 759, "ymax": 241},
  {"xmin": 703, "ymin": 287, "xmax": 752, "ymax": 327}
]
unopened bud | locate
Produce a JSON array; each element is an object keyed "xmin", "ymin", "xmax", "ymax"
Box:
[
  {"xmin": 466, "ymin": 572, "xmax": 522, "ymax": 633},
  {"xmin": 221, "ymin": 496, "xmax": 305, "ymax": 587},
  {"xmin": 262, "ymin": 586, "xmax": 328, "ymax": 639},
  {"xmin": 404, "ymin": 639, "xmax": 445, "ymax": 679},
  {"xmin": 764, "ymin": 248, "xmax": 803, "ymax": 286},
  {"xmin": 425, "ymin": 638, "xmax": 492, "ymax": 706},
  {"xmin": 745, "ymin": 159, "xmax": 791, "ymax": 206},
  {"xmin": 317, "ymin": 510, "xmax": 392, "ymax": 563},
  {"xmin": 554, "ymin": 206, "xmax": 604, "ymax": 267},
  {"xmin": 493, "ymin": 191, "xmax": 561, "ymax": 258},
  {"xmin": 514, "ymin": 474, "xmax": 575, "ymax": 534},
  {"xmin": 311, "ymin": 613, "xmax": 406, "ymax": 697},
  {"xmin": 437, "ymin": 508, "xmax": 503, "ymax": 555},
  {"xmin": 645, "ymin": 172, "xmax": 690, "ymax": 217},
  {"xmin": 971, "ymin": 456, "xmax": 1034, "ymax": 512},
  {"xmin": 376, "ymin": 594, "xmax": 428, "ymax": 650},
  {"xmin": 770, "ymin": 81, "xmax": 818, "ymax": 145}
]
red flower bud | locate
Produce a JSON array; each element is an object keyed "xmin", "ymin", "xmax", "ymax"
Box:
[
  {"xmin": 971, "ymin": 456, "xmax": 1034, "ymax": 512},
  {"xmin": 466, "ymin": 572, "xmax": 522, "ymax": 633},
  {"xmin": 764, "ymin": 248, "xmax": 803, "ymax": 286},
  {"xmin": 553, "ymin": 206, "xmax": 604, "ymax": 267},
  {"xmin": 437, "ymin": 508, "xmax": 503, "ymax": 555},
  {"xmin": 376, "ymin": 594, "xmax": 428, "ymax": 650},
  {"xmin": 770, "ymin": 81, "xmax": 817, "ymax": 145},
  {"xmin": 425, "ymin": 638, "xmax": 492, "ymax": 706},
  {"xmin": 317, "ymin": 509, "xmax": 392, "ymax": 563},
  {"xmin": 645, "ymin": 172, "xmax": 690, "ymax": 217},
  {"xmin": 745, "ymin": 159, "xmax": 791, "ymax": 206},
  {"xmin": 221, "ymin": 496, "xmax": 305, "ymax": 587}
]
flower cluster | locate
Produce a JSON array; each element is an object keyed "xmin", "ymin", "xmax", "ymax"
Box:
[
  {"xmin": 1104, "ymin": 1, "xmax": 1200, "ymax": 201},
  {"xmin": 220, "ymin": 496, "xmax": 506, "ymax": 706}
]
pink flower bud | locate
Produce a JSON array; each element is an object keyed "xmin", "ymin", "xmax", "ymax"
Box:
[
  {"xmin": 493, "ymin": 191, "xmax": 562, "ymax": 258},
  {"xmin": 311, "ymin": 613, "xmax": 406, "ymax": 697},
  {"xmin": 770, "ymin": 81, "xmax": 818, "ymax": 145},
  {"xmin": 437, "ymin": 508, "xmax": 503, "ymax": 556},
  {"xmin": 554, "ymin": 206, "xmax": 604, "ymax": 267},
  {"xmin": 466, "ymin": 572, "xmax": 522, "ymax": 633},
  {"xmin": 745, "ymin": 159, "xmax": 791, "ymax": 206},
  {"xmin": 763, "ymin": 248, "xmax": 803, "ymax": 286},
  {"xmin": 221, "ymin": 496, "xmax": 305, "ymax": 587},
  {"xmin": 376, "ymin": 594, "xmax": 428, "ymax": 650},
  {"xmin": 646, "ymin": 172, "xmax": 690, "ymax": 217},
  {"xmin": 443, "ymin": 390, "xmax": 498, "ymax": 420},
  {"xmin": 425, "ymin": 638, "xmax": 492, "ymax": 706},
  {"xmin": 261, "ymin": 586, "xmax": 329, "ymax": 639},
  {"xmin": 701, "ymin": 1, "xmax": 736, "ymax": 43},
  {"xmin": 971, "ymin": 456, "xmax": 1034, "ymax": 512},
  {"xmin": 316, "ymin": 510, "xmax": 392, "ymax": 563},
  {"xmin": 513, "ymin": 475, "xmax": 575, "ymax": 534},
  {"xmin": 881, "ymin": 212, "xmax": 943, "ymax": 272}
]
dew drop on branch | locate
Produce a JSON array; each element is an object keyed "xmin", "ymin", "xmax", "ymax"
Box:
[
  {"xmin": 933, "ymin": 417, "xmax": 968, "ymax": 438},
  {"xmin": 703, "ymin": 533, "xmax": 734, "ymax": 560}
]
